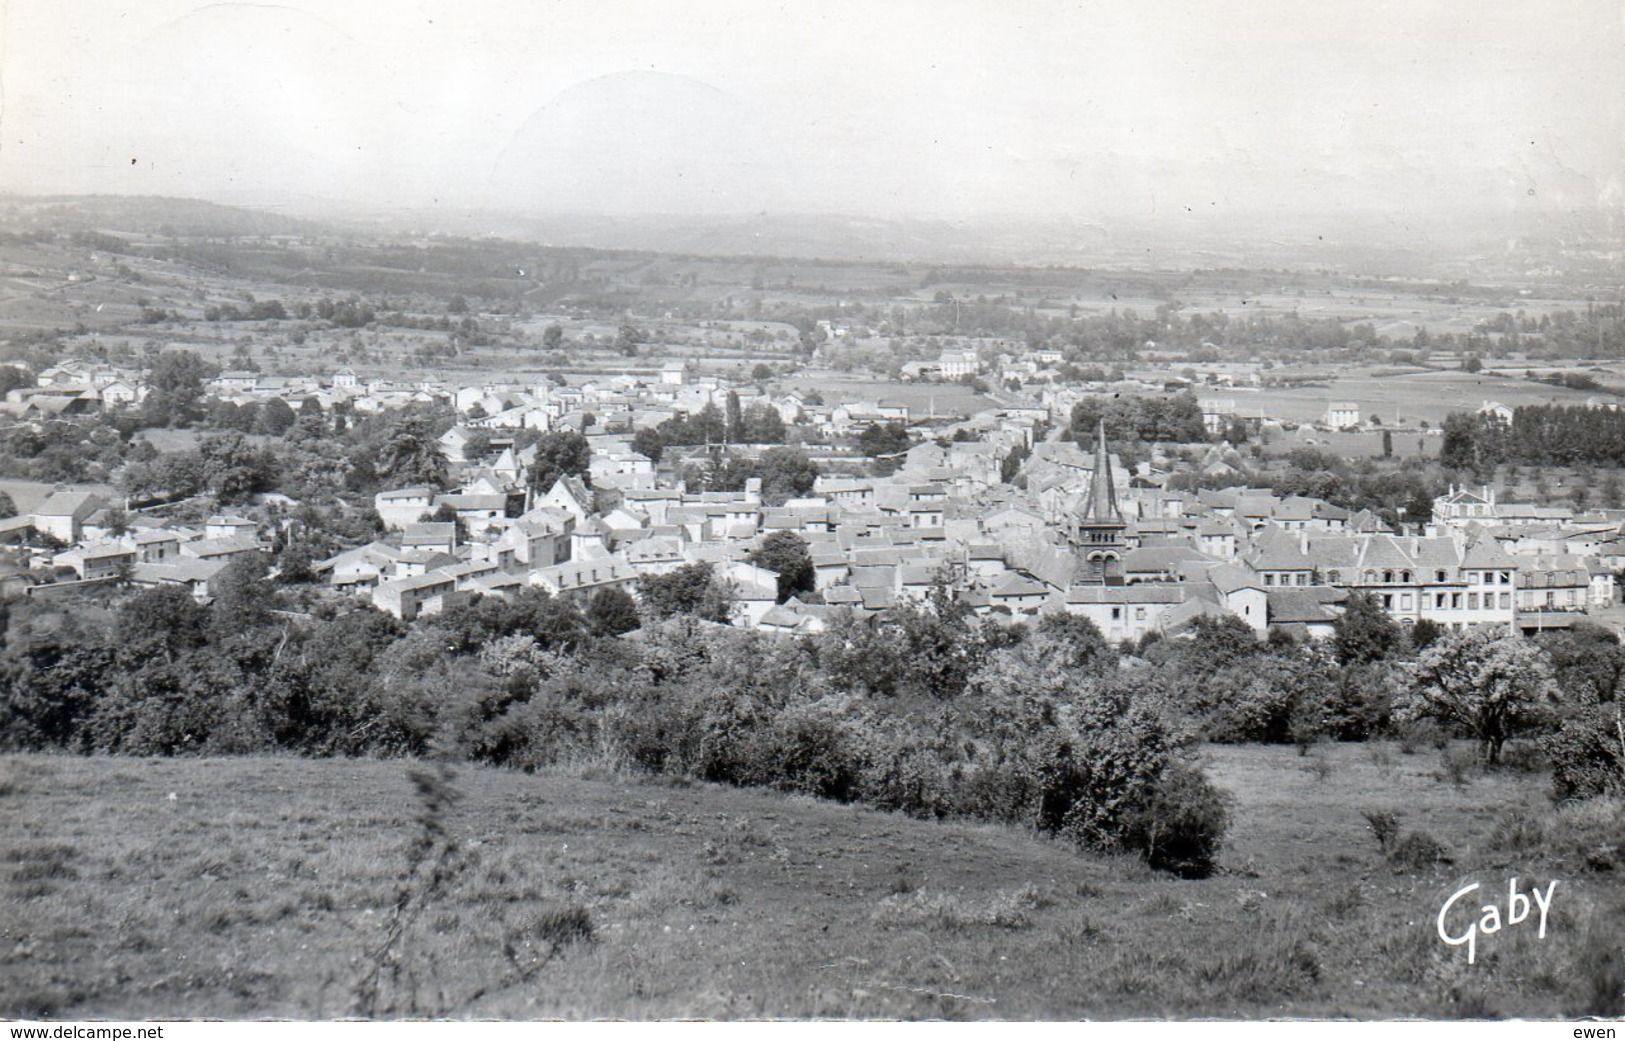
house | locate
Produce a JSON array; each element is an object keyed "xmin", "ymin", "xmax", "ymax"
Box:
[
  {"xmin": 1264, "ymin": 587, "xmax": 1347, "ymax": 640},
  {"xmin": 375, "ymin": 486, "xmax": 438, "ymax": 530},
  {"xmin": 401, "ymin": 522, "xmax": 459, "ymax": 555},
  {"xmin": 178, "ymin": 536, "xmax": 264, "ymax": 564},
  {"xmin": 372, "ymin": 571, "xmax": 466, "ymax": 621},
  {"xmin": 317, "ymin": 542, "xmax": 403, "ymax": 592},
  {"xmin": 1198, "ymin": 398, "xmax": 1237, "ymax": 436},
  {"xmin": 1055, "ymin": 583, "xmax": 1188, "ymax": 643},
  {"xmin": 986, "ymin": 572, "xmax": 1049, "ymax": 615},
  {"xmin": 52, "ymin": 542, "xmax": 136, "ymax": 580},
  {"xmin": 33, "ymin": 490, "xmax": 107, "ymax": 543},
  {"xmin": 714, "ymin": 560, "xmax": 781, "ymax": 628},
  {"xmin": 530, "ymin": 557, "xmax": 639, "ymax": 597},
  {"xmin": 536, "ymin": 475, "xmax": 594, "ymax": 524},
  {"xmin": 129, "ymin": 529, "xmax": 182, "ymax": 563},
  {"xmin": 1323, "ymin": 402, "xmax": 1361, "ymax": 429},
  {"xmin": 204, "ymin": 516, "xmax": 258, "ymax": 541},
  {"xmin": 130, "ymin": 558, "xmax": 228, "ymax": 600},
  {"xmin": 1516, "ymin": 557, "xmax": 1591, "ymax": 613},
  {"xmin": 938, "ymin": 349, "xmax": 980, "ymax": 380}
]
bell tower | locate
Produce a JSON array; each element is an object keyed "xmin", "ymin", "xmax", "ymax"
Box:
[{"xmin": 1074, "ymin": 420, "xmax": 1126, "ymax": 584}]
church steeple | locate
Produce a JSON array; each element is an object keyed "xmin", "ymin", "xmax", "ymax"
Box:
[
  {"xmin": 1074, "ymin": 420, "xmax": 1126, "ymax": 585},
  {"xmin": 1083, "ymin": 419, "xmax": 1121, "ymax": 524}
]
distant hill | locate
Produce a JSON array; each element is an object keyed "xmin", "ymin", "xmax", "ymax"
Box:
[
  {"xmin": 0, "ymin": 194, "xmax": 331, "ymax": 240},
  {"xmin": 1, "ymin": 193, "xmax": 1619, "ymax": 278}
]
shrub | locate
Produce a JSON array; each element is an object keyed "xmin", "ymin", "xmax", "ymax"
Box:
[
  {"xmin": 1543, "ymin": 703, "xmax": 1625, "ymax": 802},
  {"xmin": 1121, "ymin": 762, "xmax": 1232, "ymax": 879},
  {"xmin": 1360, "ymin": 808, "xmax": 1402, "ymax": 854},
  {"xmin": 1388, "ymin": 829, "xmax": 1452, "ymax": 869},
  {"xmin": 1437, "ymin": 744, "xmax": 1476, "ymax": 789}
]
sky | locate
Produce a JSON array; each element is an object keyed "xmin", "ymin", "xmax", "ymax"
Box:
[{"xmin": 1, "ymin": 0, "xmax": 1621, "ymax": 222}]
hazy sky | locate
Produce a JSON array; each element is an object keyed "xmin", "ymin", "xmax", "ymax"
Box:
[{"xmin": 2, "ymin": 0, "xmax": 1621, "ymax": 220}]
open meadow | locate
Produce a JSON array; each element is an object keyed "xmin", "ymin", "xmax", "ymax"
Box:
[
  {"xmin": 1232, "ymin": 370, "xmax": 1612, "ymax": 428},
  {"xmin": 3, "ymin": 742, "xmax": 1620, "ymax": 1021}
]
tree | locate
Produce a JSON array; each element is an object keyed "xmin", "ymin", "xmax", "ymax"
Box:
[
  {"xmin": 1399, "ymin": 627, "xmax": 1560, "ymax": 764},
  {"xmin": 377, "ymin": 417, "xmax": 449, "ymax": 488},
  {"xmin": 461, "ymin": 428, "xmax": 494, "ymax": 463},
  {"xmin": 724, "ymin": 391, "xmax": 743, "ymax": 443},
  {"xmin": 145, "ymin": 350, "xmax": 213, "ymax": 427},
  {"xmin": 858, "ymin": 421, "xmax": 911, "ymax": 458},
  {"xmin": 755, "ymin": 446, "xmax": 819, "ymax": 504},
  {"xmin": 100, "ymin": 506, "xmax": 130, "ymax": 537},
  {"xmin": 615, "ymin": 323, "xmax": 642, "ymax": 356},
  {"xmin": 542, "ymin": 324, "xmax": 564, "ymax": 350},
  {"xmin": 630, "ymin": 427, "xmax": 665, "ymax": 464},
  {"xmin": 1333, "ymin": 591, "xmax": 1402, "ymax": 666},
  {"xmin": 749, "ymin": 531, "xmax": 815, "ymax": 602},
  {"xmin": 740, "ymin": 403, "xmax": 786, "ymax": 443},
  {"xmin": 636, "ymin": 563, "xmax": 733, "ymax": 624},
  {"xmin": 1536, "ymin": 620, "xmax": 1625, "ymax": 705},
  {"xmin": 0, "ymin": 491, "xmax": 15, "ymax": 520},
  {"xmin": 255, "ymin": 397, "xmax": 297, "ymax": 437},
  {"xmin": 587, "ymin": 587, "xmax": 641, "ymax": 636},
  {"xmin": 1463, "ymin": 355, "xmax": 1483, "ymax": 373},
  {"xmin": 197, "ymin": 432, "xmax": 278, "ymax": 501},
  {"xmin": 526, "ymin": 430, "xmax": 591, "ymax": 493},
  {"xmin": 1035, "ymin": 613, "xmax": 1118, "ymax": 676}
]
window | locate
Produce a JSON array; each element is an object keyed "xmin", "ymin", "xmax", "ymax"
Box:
[
  {"xmin": 1402, "ymin": 570, "xmax": 1413, "ymax": 583},
  {"xmin": 1263, "ymin": 574, "xmax": 1275, "ymax": 586},
  {"xmin": 1500, "ymin": 571, "xmax": 1511, "ymax": 584},
  {"xmin": 1111, "ymin": 607, "xmax": 1122, "ymax": 620},
  {"xmin": 1436, "ymin": 570, "xmax": 1449, "ymax": 583},
  {"xmin": 1383, "ymin": 570, "xmax": 1394, "ymax": 584},
  {"xmin": 1468, "ymin": 593, "xmax": 1479, "ymax": 610},
  {"xmin": 1382, "ymin": 594, "xmax": 1394, "ymax": 609},
  {"xmin": 1296, "ymin": 574, "xmax": 1308, "ymax": 586},
  {"xmin": 1400, "ymin": 594, "xmax": 1413, "ymax": 610},
  {"xmin": 1452, "ymin": 593, "xmax": 1463, "ymax": 609},
  {"xmin": 1437, "ymin": 593, "xmax": 1448, "ymax": 609},
  {"xmin": 1500, "ymin": 592, "xmax": 1510, "ymax": 608},
  {"xmin": 1136, "ymin": 607, "xmax": 1146, "ymax": 621},
  {"xmin": 1327, "ymin": 570, "xmax": 1341, "ymax": 583}
]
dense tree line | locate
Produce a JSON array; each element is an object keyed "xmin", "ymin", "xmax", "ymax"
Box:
[
  {"xmin": 1441, "ymin": 405, "xmax": 1625, "ymax": 471},
  {"xmin": 629, "ymin": 400, "xmax": 788, "ymax": 465},
  {"xmin": 1068, "ymin": 393, "xmax": 1207, "ymax": 445},
  {"xmin": 676, "ymin": 446, "xmax": 820, "ymax": 504}
]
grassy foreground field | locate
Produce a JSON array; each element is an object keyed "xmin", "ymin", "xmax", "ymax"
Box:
[{"xmin": 2, "ymin": 742, "xmax": 1621, "ymax": 1021}]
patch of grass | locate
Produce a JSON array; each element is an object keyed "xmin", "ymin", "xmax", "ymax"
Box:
[
  {"xmin": 2, "ymin": 743, "xmax": 1621, "ymax": 1019},
  {"xmin": 872, "ymin": 884, "xmax": 1053, "ymax": 931}
]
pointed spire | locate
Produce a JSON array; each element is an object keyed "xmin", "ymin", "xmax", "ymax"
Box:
[{"xmin": 1082, "ymin": 419, "xmax": 1121, "ymax": 523}]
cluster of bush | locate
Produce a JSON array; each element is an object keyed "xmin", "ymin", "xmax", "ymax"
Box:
[
  {"xmin": 0, "ymin": 578, "xmax": 1231, "ymax": 878},
  {"xmin": 6, "ymin": 570, "xmax": 1622, "ymax": 880}
]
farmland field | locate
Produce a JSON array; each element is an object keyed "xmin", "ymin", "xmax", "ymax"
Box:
[
  {"xmin": 783, "ymin": 375, "xmax": 998, "ymax": 418},
  {"xmin": 3, "ymin": 742, "xmax": 1619, "ymax": 1020},
  {"xmin": 1231, "ymin": 370, "xmax": 1613, "ymax": 428}
]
